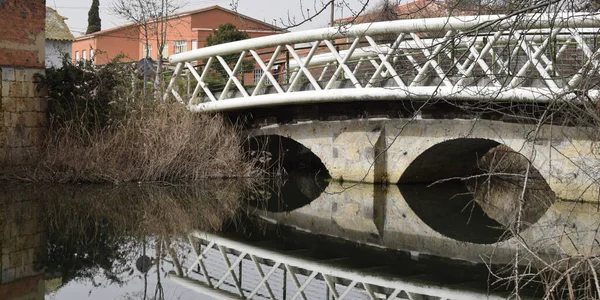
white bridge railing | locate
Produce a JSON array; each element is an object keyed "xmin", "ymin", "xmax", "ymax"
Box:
[
  {"xmin": 167, "ymin": 231, "xmax": 507, "ymax": 300},
  {"xmin": 164, "ymin": 13, "xmax": 600, "ymax": 112}
]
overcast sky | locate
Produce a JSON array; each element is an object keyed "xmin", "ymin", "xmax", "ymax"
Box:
[{"xmin": 49, "ymin": 0, "xmax": 377, "ymax": 36}]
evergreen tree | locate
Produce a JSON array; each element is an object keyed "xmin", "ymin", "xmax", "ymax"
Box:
[
  {"xmin": 205, "ymin": 23, "xmax": 254, "ymax": 80},
  {"xmin": 86, "ymin": 0, "xmax": 101, "ymax": 34}
]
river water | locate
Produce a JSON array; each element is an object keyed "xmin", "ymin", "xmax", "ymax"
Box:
[{"xmin": 1, "ymin": 177, "xmax": 599, "ymax": 300}]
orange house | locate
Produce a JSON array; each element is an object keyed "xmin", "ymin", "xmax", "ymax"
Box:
[{"xmin": 72, "ymin": 5, "xmax": 282, "ymax": 82}]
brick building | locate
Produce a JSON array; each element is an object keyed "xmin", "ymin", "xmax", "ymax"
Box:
[
  {"xmin": 72, "ymin": 5, "xmax": 282, "ymax": 70},
  {"xmin": 0, "ymin": 0, "xmax": 47, "ymax": 166}
]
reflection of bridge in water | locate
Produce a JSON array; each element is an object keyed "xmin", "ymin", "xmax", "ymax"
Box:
[
  {"xmin": 166, "ymin": 177, "xmax": 600, "ymax": 299},
  {"xmin": 254, "ymin": 182, "xmax": 600, "ymax": 265},
  {"xmin": 168, "ymin": 231, "xmax": 508, "ymax": 300}
]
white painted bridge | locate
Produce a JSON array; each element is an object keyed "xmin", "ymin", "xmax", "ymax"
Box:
[
  {"xmin": 164, "ymin": 13, "xmax": 600, "ymax": 112},
  {"xmin": 167, "ymin": 231, "xmax": 508, "ymax": 300}
]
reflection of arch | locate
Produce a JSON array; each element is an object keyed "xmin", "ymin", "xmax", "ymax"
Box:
[
  {"xmin": 244, "ymin": 135, "xmax": 330, "ymax": 176},
  {"xmin": 398, "ymin": 138, "xmax": 555, "ymax": 244},
  {"xmin": 399, "ymin": 182, "xmax": 506, "ymax": 244},
  {"xmin": 248, "ymin": 174, "xmax": 330, "ymax": 213}
]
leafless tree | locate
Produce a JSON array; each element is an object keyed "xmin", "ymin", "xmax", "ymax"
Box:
[
  {"xmin": 228, "ymin": 0, "xmax": 372, "ymax": 30},
  {"xmin": 111, "ymin": 0, "xmax": 186, "ymax": 100}
]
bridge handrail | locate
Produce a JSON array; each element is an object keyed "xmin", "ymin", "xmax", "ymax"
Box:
[
  {"xmin": 285, "ymin": 31, "xmax": 599, "ymax": 69},
  {"xmin": 169, "ymin": 13, "xmax": 600, "ymax": 63},
  {"xmin": 164, "ymin": 12, "xmax": 600, "ymax": 111}
]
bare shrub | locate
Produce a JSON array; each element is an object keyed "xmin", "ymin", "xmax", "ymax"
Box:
[{"xmin": 35, "ymin": 103, "xmax": 253, "ymax": 183}]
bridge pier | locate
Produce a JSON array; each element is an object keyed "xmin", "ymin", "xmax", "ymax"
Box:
[{"xmin": 252, "ymin": 118, "xmax": 599, "ymax": 203}]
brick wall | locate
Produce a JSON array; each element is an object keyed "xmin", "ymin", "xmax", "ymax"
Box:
[
  {"xmin": 0, "ymin": 186, "xmax": 46, "ymax": 300},
  {"xmin": 0, "ymin": 0, "xmax": 46, "ymax": 68},
  {"xmin": 0, "ymin": 0, "xmax": 47, "ymax": 165}
]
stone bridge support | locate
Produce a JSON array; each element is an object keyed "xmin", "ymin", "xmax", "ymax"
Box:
[{"xmin": 253, "ymin": 118, "xmax": 599, "ymax": 203}]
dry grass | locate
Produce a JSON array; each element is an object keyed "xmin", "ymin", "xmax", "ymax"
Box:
[{"xmin": 22, "ymin": 102, "xmax": 253, "ymax": 183}]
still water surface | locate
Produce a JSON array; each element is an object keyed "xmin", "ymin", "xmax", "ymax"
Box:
[{"xmin": 1, "ymin": 176, "xmax": 598, "ymax": 299}]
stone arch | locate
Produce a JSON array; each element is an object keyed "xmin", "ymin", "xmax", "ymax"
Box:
[
  {"xmin": 398, "ymin": 138, "xmax": 556, "ymax": 244},
  {"xmin": 244, "ymin": 134, "xmax": 331, "ymax": 212},
  {"xmin": 244, "ymin": 134, "xmax": 330, "ymax": 177},
  {"xmin": 399, "ymin": 138, "xmax": 500, "ymax": 184}
]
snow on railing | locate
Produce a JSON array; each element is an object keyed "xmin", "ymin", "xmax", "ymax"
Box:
[{"xmin": 164, "ymin": 13, "xmax": 600, "ymax": 113}]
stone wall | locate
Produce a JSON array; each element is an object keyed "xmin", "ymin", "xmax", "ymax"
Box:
[
  {"xmin": 0, "ymin": 0, "xmax": 47, "ymax": 165},
  {"xmin": 0, "ymin": 186, "xmax": 46, "ymax": 300},
  {"xmin": 0, "ymin": 69, "xmax": 46, "ymax": 165}
]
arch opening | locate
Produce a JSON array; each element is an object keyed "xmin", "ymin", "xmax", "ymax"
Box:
[
  {"xmin": 244, "ymin": 135, "xmax": 330, "ymax": 212},
  {"xmin": 398, "ymin": 138, "xmax": 555, "ymax": 244}
]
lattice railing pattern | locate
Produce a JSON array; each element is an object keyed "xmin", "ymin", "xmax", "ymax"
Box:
[
  {"xmin": 167, "ymin": 231, "xmax": 506, "ymax": 300},
  {"xmin": 164, "ymin": 13, "xmax": 600, "ymax": 112}
]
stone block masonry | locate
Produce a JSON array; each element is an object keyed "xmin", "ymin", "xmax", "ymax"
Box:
[
  {"xmin": 0, "ymin": 186, "xmax": 46, "ymax": 300},
  {"xmin": 0, "ymin": 68, "xmax": 46, "ymax": 165},
  {"xmin": 0, "ymin": 0, "xmax": 47, "ymax": 166}
]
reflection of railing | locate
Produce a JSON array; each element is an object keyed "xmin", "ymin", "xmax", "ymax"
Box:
[
  {"xmin": 167, "ymin": 231, "xmax": 506, "ymax": 300},
  {"xmin": 164, "ymin": 13, "xmax": 600, "ymax": 113}
]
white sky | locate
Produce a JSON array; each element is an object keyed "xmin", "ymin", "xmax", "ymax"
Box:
[{"xmin": 48, "ymin": 0, "xmax": 377, "ymax": 36}]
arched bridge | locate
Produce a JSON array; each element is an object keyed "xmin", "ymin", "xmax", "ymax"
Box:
[
  {"xmin": 164, "ymin": 13, "xmax": 600, "ymax": 203},
  {"xmin": 164, "ymin": 13, "xmax": 600, "ymax": 110}
]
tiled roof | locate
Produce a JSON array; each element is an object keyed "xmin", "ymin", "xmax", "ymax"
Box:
[{"xmin": 46, "ymin": 7, "xmax": 75, "ymax": 41}]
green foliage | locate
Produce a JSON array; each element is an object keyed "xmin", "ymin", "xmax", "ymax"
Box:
[
  {"xmin": 35, "ymin": 56, "xmax": 131, "ymax": 134},
  {"xmin": 86, "ymin": 0, "xmax": 101, "ymax": 34},
  {"xmin": 205, "ymin": 23, "xmax": 250, "ymax": 46},
  {"xmin": 204, "ymin": 23, "xmax": 254, "ymax": 87}
]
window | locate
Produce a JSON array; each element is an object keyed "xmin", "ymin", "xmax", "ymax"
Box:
[
  {"xmin": 173, "ymin": 40, "xmax": 187, "ymax": 54},
  {"xmin": 82, "ymin": 50, "xmax": 87, "ymax": 65},
  {"xmin": 75, "ymin": 51, "xmax": 80, "ymax": 62},
  {"xmin": 254, "ymin": 69, "xmax": 271, "ymax": 85},
  {"xmin": 90, "ymin": 49, "xmax": 94, "ymax": 64},
  {"xmin": 142, "ymin": 44, "xmax": 152, "ymax": 58},
  {"xmin": 159, "ymin": 44, "xmax": 168, "ymax": 59},
  {"xmin": 191, "ymin": 40, "xmax": 198, "ymax": 50}
]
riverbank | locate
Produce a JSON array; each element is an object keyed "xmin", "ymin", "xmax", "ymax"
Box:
[
  {"xmin": 0, "ymin": 102, "xmax": 255, "ymax": 183},
  {"xmin": 0, "ymin": 60, "xmax": 256, "ymax": 183}
]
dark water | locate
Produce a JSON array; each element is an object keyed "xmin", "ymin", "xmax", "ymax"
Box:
[{"xmin": 0, "ymin": 176, "xmax": 598, "ymax": 300}]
